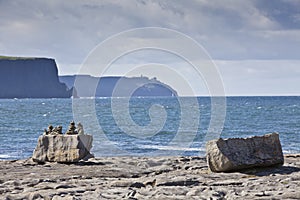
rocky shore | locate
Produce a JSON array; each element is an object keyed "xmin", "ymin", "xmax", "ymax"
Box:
[{"xmin": 1, "ymin": 154, "xmax": 300, "ymax": 199}]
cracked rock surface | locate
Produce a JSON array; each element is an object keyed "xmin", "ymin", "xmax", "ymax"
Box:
[{"xmin": 1, "ymin": 154, "xmax": 300, "ymax": 199}]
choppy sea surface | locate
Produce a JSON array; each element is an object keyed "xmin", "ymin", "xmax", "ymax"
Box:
[{"xmin": 0, "ymin": 96, "xmax": 299, "ymax": 160}]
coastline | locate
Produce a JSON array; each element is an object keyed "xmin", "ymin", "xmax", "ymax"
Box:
[{"xmin": 1, "ymin": 154, "xmax": 300, "ymax": 199}]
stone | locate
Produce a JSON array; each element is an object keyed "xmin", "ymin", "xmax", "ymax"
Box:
[
  {"xmin": 32, "ymin": 134, "xmax": 93, "ymax": 163},
  {"xmin": 77, "ymin": 122, "xmax": 84, "ymax": 135},
  {"xmin": 43, "ymin": 125, "xmax": 53, "ymax": 135},
  {"xmin": 51, "ymin": 125, "xmax": 63, "ymax": 135},
  {"xmin": 65, "ymin": 121, "xmax": 78, "ymax": 135},
  {"xmin": 206, "ymin": 132, "xmax": 284, "ymax": 172},
  {"xmin": 1, "ymin": 154, "xmax": 300, "ymax": 199}
]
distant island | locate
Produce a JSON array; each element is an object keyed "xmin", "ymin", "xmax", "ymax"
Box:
[
  {"xmin": 59, "ymin": 75, "xmax": 178, "ymax": 97},
  {"xmin": 0, "ymin": 56, "xmax": 177, "ymax": 98}
]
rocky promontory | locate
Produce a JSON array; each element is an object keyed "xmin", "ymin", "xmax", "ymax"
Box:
[
  {"xmin": 59, "ymin": 75, "xmax": 178, "ymax": 97},
  {"xmin": 0, "ymin": 56, "xmax": 73, "ymax": 98}
]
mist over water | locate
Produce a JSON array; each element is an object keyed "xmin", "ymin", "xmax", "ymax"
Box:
[{"xmin": 0, "ymin": 96, "xmax": 299, "ymax": 160}]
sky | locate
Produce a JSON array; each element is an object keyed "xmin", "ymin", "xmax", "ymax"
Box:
[{"xmin": 0, "ymin": 0, "xmax": 300, "ymax": 96}]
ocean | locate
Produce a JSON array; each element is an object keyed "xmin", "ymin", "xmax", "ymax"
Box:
[{"xmin": 0, "ymin": 96, "xmax": 299, "ymax": 160}]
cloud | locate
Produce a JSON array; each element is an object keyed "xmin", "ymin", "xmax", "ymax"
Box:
[
  {"xmin": 254, "ymin": 0, "xmax": 300, "ymax": 29},
  {"xmin": 0, "ymin": 0, "xmax": 299, "ymax": 96},
  {"xmin": 0, "ymin": 0, "xmax": 298, "ymax": 62}
]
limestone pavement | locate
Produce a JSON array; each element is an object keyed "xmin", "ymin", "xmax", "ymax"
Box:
[{"xmin": 0, "ymin": 154, "xmax": 299, "ymax": 199}]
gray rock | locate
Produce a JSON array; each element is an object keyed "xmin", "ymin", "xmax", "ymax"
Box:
[
  {"xmin": 206, "ymin": 132, "xmax": 284, "ymax": 172},
  {"xmin": 32, "ymin": 135, "xmax": 93, "ymax": 163},
  {"xmin": 1, "ymin": 154, "xmax": 299, "ymax": 199},
  {"xmin": 77, "ymin": 122, "xmax": 84, "ymax": 135},
  {"xmin": 65, "ymin": 121, "xmax": 77, "ymax": 135}
]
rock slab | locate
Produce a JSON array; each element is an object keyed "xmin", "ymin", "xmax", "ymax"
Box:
[
  {"xmin": 1, "ymin": 154, "xmax": 300, "ymax": 199},
  {"xmin": 32, "ymin": 135, "xmax": 93, "ymax": 163},
  {"xmin": 206, "ymin": 132, "xmax": 284, "ymax": 172}
]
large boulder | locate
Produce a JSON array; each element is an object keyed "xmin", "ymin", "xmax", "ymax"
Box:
[
  {"xmin": 206, "ymin": 133, "xmax": 284, "ymax": 172},
  {"xmin": 32, "ymin": 135, "xmax": 93, "ymax": 163}
]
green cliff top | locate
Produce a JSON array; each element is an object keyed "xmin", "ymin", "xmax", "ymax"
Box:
[{"xmin": 0, "ymin": 55, "xmax": 44, "ymax": 60}]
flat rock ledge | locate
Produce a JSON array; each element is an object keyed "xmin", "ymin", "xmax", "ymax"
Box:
[
  {"xmin": 206, "ymin": 132, "xmax": 284, "ymax": 172},
  {"xmin": 32, "ymin": 135, "xmax": 93, "ymax": 163},
  {"xmin": 1, "ymin": 154, "xmax": 299, "ymax": 199}
]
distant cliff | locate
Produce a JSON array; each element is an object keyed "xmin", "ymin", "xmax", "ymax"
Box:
[
  {"xmin": 0, "ymin": 56, "xmax": 72, "ymax": 98},
  {"xmin": 59, "ymin": 75, "xmax": 178, "ymax": 97}
]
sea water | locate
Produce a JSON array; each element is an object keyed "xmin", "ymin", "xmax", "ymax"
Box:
[{"xmin": 0, "ymin": 96, "xmax": 299, "ymax": 160}]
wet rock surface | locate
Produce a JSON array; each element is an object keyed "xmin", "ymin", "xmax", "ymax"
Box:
[{"xmin": 0, "ymin": 154, "xmax": 299, "ymax": 199}]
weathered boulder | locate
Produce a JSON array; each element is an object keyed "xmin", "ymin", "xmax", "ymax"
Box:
[
  {"xmin": 206, "ymin": 133, "xmax": 284, "ymax": 172},
  {"xmin": 32, "ymin": 135, "xmax": 93, "ymax": 163}
]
